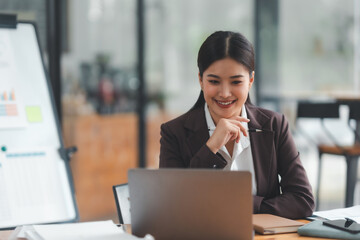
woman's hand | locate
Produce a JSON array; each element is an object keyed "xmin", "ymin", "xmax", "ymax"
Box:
[{"xmin": 206, "ymin": 116, "xmax": 249, "ymax": 154}]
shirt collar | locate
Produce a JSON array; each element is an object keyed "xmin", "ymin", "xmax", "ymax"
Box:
[{"xmin": 205, "ymin": 103, "xmax": 216, "ymax": 131}]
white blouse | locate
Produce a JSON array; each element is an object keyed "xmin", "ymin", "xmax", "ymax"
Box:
[{"xmin": 204, "ymin": 103, "xmax": 257, "ymax": 195}]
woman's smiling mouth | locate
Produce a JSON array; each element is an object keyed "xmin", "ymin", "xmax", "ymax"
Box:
[{"xmin": 214, "ymin": 99, "xmax": 237, "ymax": 108}]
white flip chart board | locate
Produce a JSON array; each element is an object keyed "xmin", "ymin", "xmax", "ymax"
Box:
[{"xmin": 0, "ymin": 19, "xmax": 78, "ymax": 229}]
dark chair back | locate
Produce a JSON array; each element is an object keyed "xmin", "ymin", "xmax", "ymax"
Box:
[
  {"xmin": 347, "ymin": 102, "xmax": 360, "ymax": 142},
  {"xmin": 348, "ymin": 102, "xmax": 360, "ymax": 120},
  {"xmin": 297, "ymin": 101, "xmax": 340, "ymax": 119}
]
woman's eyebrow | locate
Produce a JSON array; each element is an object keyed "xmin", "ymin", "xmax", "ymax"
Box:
[
  {"xmin": 206, "ymin": 74, "xmax": 245, "ymax": 79},
  {"xmin": 207, "ymin": 74, "xmax": 220, "ymax": 79},
  {"xmin": 230, "ymin": 74, "xmax": 244, "ymax": 79}
]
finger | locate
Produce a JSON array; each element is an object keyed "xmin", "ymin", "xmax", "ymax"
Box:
[
  {"xmin": 231, "ymin": 116, "xmax": 250, "ymax": 123},
  {"xmin": 230, "ymin": 125, "xmax": 240, "ymax": 142},
  {"xmin": 228, "ymin": 124, "xmax": 240, "ymax": 143},
  {"xmin": 230, "ymin": 133, "xmax": 237, "ymax": 142},
  {"xmin": 241, "ymin": 125, "xmax": 248, "ymax": 137},
  {"xmin": 229, "ymin": 128, "xmax": 237, "ymax": 141},
  {"xmin": 236, "ymin": 126, "xmax": 241, "ymax": 143},
  {"xmin": 228, "ymin": 120, "xmax": 248, "ymax": 137},
  {"xmin": 212, "ymin": 125, "xmax": 234, "ymax": 145}
]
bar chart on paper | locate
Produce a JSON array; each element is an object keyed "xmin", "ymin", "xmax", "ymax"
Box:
[
  {"xmin": 0, "ymin": 89, "xmax": 18, "ymax": 116},
  {"xmin": 0, "ymin": 33, "xmax": 26, "ymax": 129},
  {"xmin": 0, "ymin": 88, "xmax": 26, "ymax": 129}
]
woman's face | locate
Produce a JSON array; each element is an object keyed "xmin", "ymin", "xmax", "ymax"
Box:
[{"xmin": 199, "ymin": 58, "xmax": 254, "ymax": 124}]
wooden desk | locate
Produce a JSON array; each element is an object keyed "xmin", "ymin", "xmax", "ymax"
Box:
[{"xmin": 0, "ymin": 231, "xmax": 11, "ymax": 240}]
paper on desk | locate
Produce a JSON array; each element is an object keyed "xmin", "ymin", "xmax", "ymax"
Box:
[
  {"xmin": 8, "ymin": 225, "xmax": 32, "ymax": 239},
  {"xmin": 313, "ymin": 205, "xmax": 360, "ymax": 222},
  {"xmin": 8, "ymin": 220, "xmax": 155, "ymax": 240}
]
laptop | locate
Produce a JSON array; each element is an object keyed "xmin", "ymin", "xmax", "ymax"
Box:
[
  {"xmin": 112, "ymin": 183, "xmax": 131, "ymax": 224},
  {"xmin": 128, "ymin": 169, "xmax": 253, "ymax": 240}
]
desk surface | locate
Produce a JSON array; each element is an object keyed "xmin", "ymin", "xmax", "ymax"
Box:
[
  {"xmin": 0, "ymin": 221, "xmax": 336, "ymax": 240},
  {"xmin": 0, "ymin": 230, "xmax": 336, "ymax": 240}
]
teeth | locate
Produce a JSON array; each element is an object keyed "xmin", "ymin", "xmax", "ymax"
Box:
[{"xmin": 217, "ymin": 101, "xmax": 232, "ymax": 105}]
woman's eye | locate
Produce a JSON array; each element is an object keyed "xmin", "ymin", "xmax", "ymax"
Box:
[
  {"xmin": 232, "ymin": 81, "xmax": 242, "ymax": 85},
  {"xmin": 208, "ymin": 80, "xmax": 219, "ymax": 84}
]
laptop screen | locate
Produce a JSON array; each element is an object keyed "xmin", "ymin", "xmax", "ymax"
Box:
[{"xmin": 113, "ymin": 183, "xmax": 130, "ymax": 224}]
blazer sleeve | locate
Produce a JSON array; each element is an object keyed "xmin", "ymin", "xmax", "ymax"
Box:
[
  {"xmin": 257, "ymin": 114, "xmax": 315, "ymax": 219},
  {"xmin": 159, "ymin": 123, "xmax": 227, "ymax": 168}
]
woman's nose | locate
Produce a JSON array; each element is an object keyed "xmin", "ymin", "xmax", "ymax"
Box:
[{"xmin": 219, "ymin": 84, "xmax": 231, "ymax": 98}]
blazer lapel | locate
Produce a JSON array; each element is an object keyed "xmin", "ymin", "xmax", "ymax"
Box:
[
  {"xmin": 246, "ymin": 104, "xmax": 275, "ymax": 197},
  {"xmin": 183, "ymin": 108, "xmax": 210, "ymax": 157},
  {"xmin": 183, "ymin": 104, "xmax": 275, "ymax": 197}
]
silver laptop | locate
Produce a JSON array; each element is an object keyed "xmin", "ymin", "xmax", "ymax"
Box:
[{"xmin": 128, "ymin": 169, "xmax": 253, "ymax": 240}]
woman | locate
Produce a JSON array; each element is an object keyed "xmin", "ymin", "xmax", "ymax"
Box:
[{"xmin": 159, "ymin": 31, "xmax": 315, "ymax": 219}]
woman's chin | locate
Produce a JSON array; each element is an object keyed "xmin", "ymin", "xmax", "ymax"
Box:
[{"xmin": 216, "ymin": 112, "xmax": 236, "ymax": 119}]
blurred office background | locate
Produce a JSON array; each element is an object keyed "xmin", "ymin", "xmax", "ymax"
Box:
[{"xmin": 1, "ymin": 0, "xmax": 359, "ymax": 221}]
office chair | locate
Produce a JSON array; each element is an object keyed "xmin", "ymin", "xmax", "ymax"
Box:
[
  {"xmin": 296, "ymin": 101, "xmax": 360, "ymax": 209},
  {"xmin": 113, "ymin": 183, "xmax": 131, "ymax": 224}
]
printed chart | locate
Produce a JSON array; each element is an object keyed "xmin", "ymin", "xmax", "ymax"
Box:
[
  {"xmin": 0, "ymin": 89, "xmax": 18, "ymax": 116},
  {"xmin": 0, "ymin": 33, "xmax": 26, "ymax": 129},
  {"xmin": 0, "ymin": 87, "xmax": 26, "ymax": 129},
  {"xmin": 0, "ymin": 148, "xmax": 73, "ymax": 227}
]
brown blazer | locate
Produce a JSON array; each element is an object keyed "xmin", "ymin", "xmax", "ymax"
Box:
[{"xmin": 159, "ymin": 103, "xmax": 315, "ymax": 219}]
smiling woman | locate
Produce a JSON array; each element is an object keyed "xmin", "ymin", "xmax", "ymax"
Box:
[
  {"xmin": 159, "ymin": 31, "xmax": 315, "ymax": 219},
  {"xmin": 200, "ymin": 58, "xmax": 253, "ymax": 158}
]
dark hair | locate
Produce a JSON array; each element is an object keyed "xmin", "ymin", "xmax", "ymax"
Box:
[{"xmin": 190, "ymin": 31, "xmax": 255, "ymax": 110}]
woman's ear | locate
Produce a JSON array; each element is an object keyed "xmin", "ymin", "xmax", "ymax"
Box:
[{"xmin": 249, "ymin": 71, "xmax": 255, "ymax": 87}]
